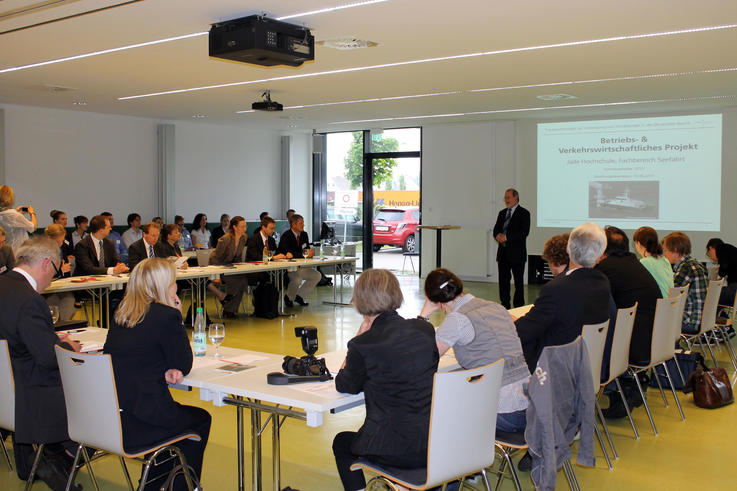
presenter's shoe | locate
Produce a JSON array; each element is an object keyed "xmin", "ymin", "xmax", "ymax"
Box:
[
  {"xmin": 295, "ymin": 295, "xmax": 309, "ymax": 306},
  {"xmin": 284, "ymin": 295, "xmax": 294, "ymax": 308}
]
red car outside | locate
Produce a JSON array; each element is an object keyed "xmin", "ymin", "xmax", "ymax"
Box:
[{"xmin": 372, "ymin": 207, "xmax": 420, "ymax": 252}]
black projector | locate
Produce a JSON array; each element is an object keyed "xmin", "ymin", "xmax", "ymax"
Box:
[{"xmin": 209, "ymin": 15, "xmax": 314, "ymax": 67}]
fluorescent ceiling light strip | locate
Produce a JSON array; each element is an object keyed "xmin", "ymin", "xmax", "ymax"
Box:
[
  {"xmin": 119, "ymin": 23, "xmax": 737, "ymax": 101},
  {"xmin": 276, "ymin": 0, "xmax": 388, "ymax": 21},
  {"xmin": 327, "ymin": 95, "xmax": 737, "ymax": 124},
  {"xmin": 0, "ymin": 31, "xmax": 207, "ymax": 75}
]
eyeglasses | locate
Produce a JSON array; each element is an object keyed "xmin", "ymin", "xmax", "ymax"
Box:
[{"xmin": 49, "ymin": 258, "xmax": 62, "ymax": 277}]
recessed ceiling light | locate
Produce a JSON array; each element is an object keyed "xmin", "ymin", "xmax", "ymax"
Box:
[
  {"xmin": 119, "ymin": 23, "xmax": 737, "ymax": 101},
  {"xmin": 72, "ymin": 101, "xmax": 87, "ymax": 106},
  {"xmin": 317, "ymin": 37, "xmax": 379, "ymax": 50},
  {"xmin": 327, "ymin": 95, "xmax": 737, "ymax": 124},
  {"xmin": 192, "ymin": 114, "xmax": 207, "ymax": 119},
  {"xmin": 536, "ymin": 94, "xmax": 577, "ymax": 101}
]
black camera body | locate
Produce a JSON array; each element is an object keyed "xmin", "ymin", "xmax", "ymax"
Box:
[{"xmin": 267, "ymin": 326, "xmax": 332, "ymax": 384}]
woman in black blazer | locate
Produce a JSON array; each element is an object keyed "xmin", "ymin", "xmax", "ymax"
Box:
[
  {"xmin": 154, "ymin": 224, "xmax": 184, "ymax": 260},
  {"xmin": 104, "ymin": 258, "xmax": 211, "ymax": 490},
  {"xmin": 333, "ymin": 269, "xmax": 439, "ymax": 491}
]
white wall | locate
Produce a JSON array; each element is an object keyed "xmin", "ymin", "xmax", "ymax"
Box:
[
  {"xmin": 3, "ymin": 104, "xmax": 157, "ymax": 226},
  {"xmin": 286, "ymin": 132, "xmax": 313, "ymax": 227},
  {"xmin": 172, "ymin": 121, "xmax": 282, "ymax": 224},
  {"xmin": 421, "ymin": 121, "xmax": 517, "ymax": 281}
]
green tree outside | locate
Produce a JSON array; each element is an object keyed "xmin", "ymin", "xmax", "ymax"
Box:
[{"xmin": 344, "ymin": 132, "xmax": 399, "ymax": 189}]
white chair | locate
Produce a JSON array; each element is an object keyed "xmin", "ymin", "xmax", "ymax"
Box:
[
  {"xmin": 0, "ymin": 340, "xmax": 15, "ymax": 471},
  {"xmin": 350, "ymin": 360, "xmax": 505, "ymax": 490},
  {"xmin": 55, "ymin": 346, "xmax": 200, "ymax": 491},
  {"xmin": 597, "ymin": 304, "xmax": 639, "ymax": 454},
  {"xmin": 714, "ymin": 285, "xmax": 737, "ymax": 370},
  {"xmin": 666, "ymin": 286, "xmax": 690, "ymax": 385},
  {"xmin": 582, "ymin": 320, "xmax": 613, "ymax": 469},
  {"xmin": 628, "ymin": 294, "xmax": 686, "ymax": 436},
  {"xmin": 681, "ymin": 280, "xmax": 724, "ymax": 367}
]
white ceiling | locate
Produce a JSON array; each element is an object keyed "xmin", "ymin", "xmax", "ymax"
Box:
[{"xmin": 1, "ymin": 0, "xmax": 737, "ymax": 132}]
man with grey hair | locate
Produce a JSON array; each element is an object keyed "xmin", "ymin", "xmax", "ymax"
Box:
[
  {"xmin": 493, "ymin": 188, "xmax": 531, "ymax": 309},
  {"xmin": 515, "ymin": 222, "xmax": 611, "ymax": 373},
  {"xmin": 0, "ymin": 236, "xmax": 83, "ymax": 490}
]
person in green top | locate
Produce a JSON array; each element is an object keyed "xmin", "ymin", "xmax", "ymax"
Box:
[{"xmin": 633, "ymin": 226, "xmax": 674, "ymax": 298}]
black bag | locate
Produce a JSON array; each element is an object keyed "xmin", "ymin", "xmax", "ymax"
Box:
[
  {"xmin": 253, "ymin": 282, "xmax": 279, "ymax": 319},
  {"xmin": 649, "ymin": 350, "xmax": 703, "ymax": 390}
]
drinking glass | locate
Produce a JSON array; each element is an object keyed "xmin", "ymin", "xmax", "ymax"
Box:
[
  {"xmin": 267, "ymin": 249, "xmax": 274, "ymax": 261},
  {"xmin": 49, "ymin": 305, "xmax": 60, "ymax": 324},
  {"xmin": 209, "ymin": 323, "xmax": 225, "ymax": 358}
]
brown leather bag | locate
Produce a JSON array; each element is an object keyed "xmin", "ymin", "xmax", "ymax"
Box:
[{"xmin": 683, "ymin": 364, "xmax": 734, "ymax": 409}]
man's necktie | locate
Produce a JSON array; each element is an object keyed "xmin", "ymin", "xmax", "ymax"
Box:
[
  {"xmin": 98, "ymin": 240, "xmax": 106, "ymax": 268},
  {"xmin": 503, "ymin": 208, "xmax": 512, "ymax": 233},
  {"xmin": 148, "ymin": 244, "xmax": 154, "ymax": 258}
]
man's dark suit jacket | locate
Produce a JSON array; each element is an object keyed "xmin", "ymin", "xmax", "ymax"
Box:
[
  {"xmin": 127, "ymin": 238, "xmax": 156, "ymax": 271},
  {"xmin": 103, "ymin": 303, "xmax": 201, "ymax": 449},
  {"xmin": 74, "ymin": 235, "xmax": 120, "ymax": 275},
  {"xmin": 278, "ymin": 229, "xmax": 311, "ymax": 258},
  {"xmin": 0, "ymin": 270, "xmax": 73, "ymax": 444},
  {"xmin": 209, "ymin": 227, "xmax": 227, "ymax": 249},
  {"xmin": 596, "ymin": 253, "xmax": 662, "ymax": 363},
  {"xmin": 515, "ymin": 267, "xmax": 611, "ymax": 372},
  {"xmin": 154, "ymin": 240, "xmax": 182, "ymax": 259},
  {"xmin": 246, "ymin": 233, "xmax": 277, "ymax": 262},
  {"xmin": 493, "ymin": 205, "xmax": 531, "ymax": 264},
  {"xmin": 336, "ymin": 311, "xmax": 438, "ymax": 461}
]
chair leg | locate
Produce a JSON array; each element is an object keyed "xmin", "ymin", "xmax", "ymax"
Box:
[
  {"xmin": 652, "ymin": 367, "xmax": 669, "ymax": 407},
  {"xmin": 480, "ymin": 468, "xmax": 492, "ymax": 491},
  {"xmin": 167, "ymin": 446, "xmax": 195, "ymax": 491},
  {"xmin": 24, "ymin": 444, "xmax": 44, "ymax": 491},
  {"xmin": 632, "ymin": 370, "xmax": 658, "ymax": 436},
  {"xmin": 493, "ymin": 448, "xmax": 508, "ymax": 491},
  {"xmin": 716, "ymin": 326, "xmax": 737, "ymax": 371},
  {"xmin": 615, "ymin": 378, "xmax": 639, "ymax": 439},
  {"xmin": 702, "ymin": 335, "xmax": 719, "ymax": 367},
  {"xmin": 673, "ymin": 352, "xmax": 687, "ymax": 387},
  {"xmin": 593, "ymin": 421, "xmax": 613, "ymax": 470},
  {"xmin": 595, "ymin": 400, "xmax": 618, "ymax": 459},
  {"xmin": 0, "ymin": 433, "xmax": 13, "ymax": 471},
  {"xmin": 500, "ymin": 447, "xmax": 523, "ymax": 491},
  {"xmin": 119, "ymin": 456, "xmax": 135, "ymax": 491},
  {"xmin": 661, "ymin": 362, "xmax": 686, "ymax": 422},
  {"xmin": 81, "ymin": 446, "xmax": 101, "ymax": 491},
  {"xmin": 565, "ymin": 460, "xmax": 582, "ymax": 491},
  {"xmin": 65, "ymin": 445, "xmax": 83, "ymax": 491}
]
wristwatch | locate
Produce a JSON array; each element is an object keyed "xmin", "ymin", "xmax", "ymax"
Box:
[{"xmin": 417, "ymin": 315, "xmax": 429, "ymax": 321}]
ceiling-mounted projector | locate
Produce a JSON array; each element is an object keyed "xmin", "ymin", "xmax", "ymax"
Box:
[
  {"xmin": 252, "ymin": 91, "xmax": 283, "ymax": 111},
  {"xmin": 209, "ymin": 15, "xmax": 314, "ymax": 67}
]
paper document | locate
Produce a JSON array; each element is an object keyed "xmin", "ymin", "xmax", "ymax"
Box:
[
  {"xmin": 288, "ymin": 378, "xmax": 339, "ymax": 396},
  {"xmin": 174, "ymin": 256, "xmax": 188, "ymax": 269}
]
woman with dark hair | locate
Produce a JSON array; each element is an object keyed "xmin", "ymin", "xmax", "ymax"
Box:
[
  {"xmin": 419, "ymin": 268, "xmax": 530, "ymax": 433},
  {"xmin": 71, "ymin": 215, "xmax": 88, "ymax": 247},
  {"xmin": 633, "ymin": 226, "xmax": 673, "ymax": 298},
  {"xmin": 154, "ymin": 224, "xmax": 186, "ymax": 269},
  {"xmin": 333, "ymin": 269, "xmax": 438, "ymax": 491},
  {"xmin": 190, "ymin": 213, "xmax": 210, "ymax": 249},
  {"xmin": 209, "ymin": 216, "xmax": 247, "ymax": 318},
  {"xmin": 542, "ymin": 233, "xmax": 570, "ymax": 276},
  {"xmin": 50, "ymin": 210, "xmax": 74, "ymax": 260},
  {"xmin": 104, "ymin": 258, "xmax": 211, "ymax": 490}
]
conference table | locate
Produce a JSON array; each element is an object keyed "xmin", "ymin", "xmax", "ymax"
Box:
[
  {"xmin": 182, "ymin": 346, "xmax": 460, "ymax": 491},
  {"xmin": 43, "ymin": 257, "xmax": 358, "ymax": 323}
]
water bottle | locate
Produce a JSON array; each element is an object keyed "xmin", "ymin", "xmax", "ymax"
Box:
[
  {"xmin": 318, "ymin": 242, "xmax": 324, "ymax": 259},
  {"xmin": 262, "ymin": 244, "xmax": 269, "ymax": 264},
  {"xmin": 340, "ymin": 242, "xmax": 345, "ymax": 258},
  {"xmin": 193, "ymin": 307, "xmax": 207, "ymax": 357}
]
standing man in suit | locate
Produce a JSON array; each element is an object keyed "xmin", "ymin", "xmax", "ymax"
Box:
[
  {"xmin": 0, "ymin": 236, "xmax": 83, "ymax": 490},
  {"xmin": 278, "ymin": 213, "xmax": 321, "ymax": 307},
  {"xmin": 74, "ymin": 215, "xmax": 129, "ymax": 276},
  {"xmin": 127, "ymin": 222, "xmax": 160, "ymax": 271},
  {"xmin": 493, "ymin": 188, "xmax": 531, "ymax": 309},
  {"xmin": 514, "ymin": 222, "xmax": 611, "ymax": 373}
]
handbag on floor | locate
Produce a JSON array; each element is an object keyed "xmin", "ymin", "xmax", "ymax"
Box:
[{"xmin": 683, "ymin": 360, "xmax": 734, "ymax": 409}]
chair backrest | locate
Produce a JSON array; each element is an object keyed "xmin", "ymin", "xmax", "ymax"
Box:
[
  {"xmin": 55, "ymin": 346, "xmax": 125, "ymax": 454},
  {"xmin": 0, "ymin": 340, "xmax": 14, "ymax": 431},
  {"xmin": 699, "ymin": 280, "xmax": 724, "ymax": 334},
  {"xmin": 603, "ymin": 303, "xmax": 637, "ymax": 386},
  {"xmin": 650, "ymin": 294, "xmax": 682, "ymax": 365},
  {"xmin": 425, "ymin": 359, "xmax": 504, "ymax": 487},
  {"xmin": 669, "ymin": 285, "xmax": 689, "ymax": 343},
  {"xmin": 581, "ymin": 321, "xmax": 609, "ymax": 394}
]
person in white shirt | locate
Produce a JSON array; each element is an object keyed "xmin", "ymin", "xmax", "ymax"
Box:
[
  {"xmin": 190, "ymin": 213, "xmax": 210, "ymax": 249},
  {"xmin": 73, "ymin": 215, "xmax": 129, "ymax": 276},
  {"xmin": 121, "ymin": 213, "xmax": 142, "ymax": 248},
  {"xmin": 101, "ymin": 212, "xmax": 128, "ymax": 263},
  {"xmin": 71, "ymin": 215, "xmax": 88, "ymax": 247},
  {"xmin": 0, "ymin": 185, "xmax": 37, "ymax": 252}
]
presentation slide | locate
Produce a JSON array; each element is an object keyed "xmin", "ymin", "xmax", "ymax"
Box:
[{"xmin": 537, "ymin": 114, "xmax": 722, "ymax": 231}]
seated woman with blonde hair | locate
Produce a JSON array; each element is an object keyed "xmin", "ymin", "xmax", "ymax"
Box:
[{"xmin": 104, "ymin": 258, "xmax": 211, "ymax": 490}]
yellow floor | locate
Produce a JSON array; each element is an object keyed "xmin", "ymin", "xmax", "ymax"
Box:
[{"xmin": 2, "ymin": 276, "xmax": 736, "ymax": 490}]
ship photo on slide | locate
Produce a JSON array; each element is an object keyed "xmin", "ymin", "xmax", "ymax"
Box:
[{"xmin": 589, "ymin": 181, "xmax": 659, "ymax": 219}]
